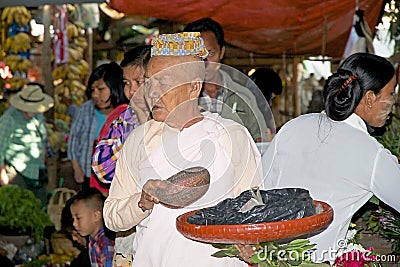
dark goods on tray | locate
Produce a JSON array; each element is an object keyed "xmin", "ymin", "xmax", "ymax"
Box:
[
  {"xmin": 176, "ymin": 188, "xmax": 333, "ymax": 244},
  {"xmin": 188, "ymin": 188, "xmax": 316, "ymax": 225}
]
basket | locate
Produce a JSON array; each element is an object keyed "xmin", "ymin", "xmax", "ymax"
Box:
[
  {"xmin": 47, "ymin": 188, "xmax": 76, "ymax": 231},
  {"xmin": 176, "ymin": 200, "xmax": 333, "ymax": 244},
  {"xmin": 51, "ymin": 231, "xmax": 80, "ymax": 256}
]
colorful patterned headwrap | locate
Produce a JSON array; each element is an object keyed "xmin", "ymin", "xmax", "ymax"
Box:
[{"xmin": 151, "ymin": 32, "xmax": 208, "ymax": 59}]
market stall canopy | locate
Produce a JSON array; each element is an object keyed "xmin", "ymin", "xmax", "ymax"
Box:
[
  {"xmin": 108, "ymin": 0, "xmax": 384, "ymax": 59},
  {"xmin": 0, "ymin": 0, "xmax": 104, "ymax": 7}
]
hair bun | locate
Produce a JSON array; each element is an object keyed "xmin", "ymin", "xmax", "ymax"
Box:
[{"xmin": 323, "ymin": 69, "xmax": 360, "ymax": 121}]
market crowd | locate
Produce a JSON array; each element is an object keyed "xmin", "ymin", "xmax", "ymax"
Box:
[{"xmin": 0, "ymin": 17, "xmax": 399, "ymax": 267}]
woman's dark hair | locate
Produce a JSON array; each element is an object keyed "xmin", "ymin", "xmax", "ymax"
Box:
[
  {"xmin": 323, "ymin": 53, "xmax": 394, "ymax": 121},
  {"xmin": 184, "ymin": 17, "xmax": 226, "ymax": 49},
  {"xmin": 250, "ymin": 68, "xmax": 283, "ymax": 103},
  {"xmin": 85, "ymin": 62, "xmax": 127, "ymax": 107},
  {"xmin": 61, "ymin": 195, "xmax": 77, "ymax": 234},
  {"xmin": 120, "ymin": 45, "xmax": 152, "ymax": 68}
]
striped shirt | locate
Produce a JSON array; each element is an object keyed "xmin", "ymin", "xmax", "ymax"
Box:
[
  {"xmin": 198, "ymin": 74, "xmax": 227, "ymax": 113},
  {"xmin": 89, "ymin": 227, "xmax": 115, "ymax": 267},
  {"xmin": 91, "ymin": 107, "xmax": 139, "ymax": 187},
  {"xmin": 67, "ymin": 100, "xmax": 100, "ymax": 177}
]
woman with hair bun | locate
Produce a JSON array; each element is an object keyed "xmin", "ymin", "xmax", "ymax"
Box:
[{"xmin": 262, "ymin": 53, "xmax": 400, "ymax": 263}]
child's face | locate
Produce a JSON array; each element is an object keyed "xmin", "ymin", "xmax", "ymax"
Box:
[{"xmin": 70, "ymin": 200, "xmax": 100, "ymax": 237}]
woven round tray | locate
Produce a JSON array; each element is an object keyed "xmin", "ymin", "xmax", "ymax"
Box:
[{"xmin": 176, "ymin": 200, "xmax": 333, "ymax": 244}]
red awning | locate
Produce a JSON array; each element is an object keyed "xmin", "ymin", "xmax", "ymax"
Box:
[{"xmin": 109, "ymin": 0, "xmax": 384, "ymax": 58}]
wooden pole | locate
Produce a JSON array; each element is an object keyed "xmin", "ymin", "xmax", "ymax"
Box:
[
  {"xmin": 42, "ymin": 4, "xmax": 54, "ymax": 112},
  {"xmin": 86, "ymin": 27, "xmax": 93, "ymax": 75},
  {"xmin": 42, "ymin": 5, "xmax": 57, "ymax": 190}
]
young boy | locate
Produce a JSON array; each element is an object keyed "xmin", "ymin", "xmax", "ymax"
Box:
[{"xmin": 70, "ymin": 188, "xmax": 115, "ymax": 267}]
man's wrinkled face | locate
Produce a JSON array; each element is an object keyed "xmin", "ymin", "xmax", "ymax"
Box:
[{"xmin": 144, "ymin": 57, "xmax": 193, "ymax": 122}]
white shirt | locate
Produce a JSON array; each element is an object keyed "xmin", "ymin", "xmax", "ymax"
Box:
[
  {"xmin": 262, "ymin": 112, "xmax": 400, "ymax": 262},
  {"xmin": 104, "ymin": 112, "xmax": 262, "ymax": 267}
]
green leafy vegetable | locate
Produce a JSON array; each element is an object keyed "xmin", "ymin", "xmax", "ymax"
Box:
[
  {"xmin": 0, "ymin": 185, "xmax": 53, "ymax": 243},
  {"xmin": 211, "ymin": 239, "xmax": 328, "ymax": 266}
]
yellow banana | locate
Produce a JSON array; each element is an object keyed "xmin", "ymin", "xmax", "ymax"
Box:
[
  {"xmin": 6, "ymin": 7, "xmax": 15, "ymax": 24},
  {"xmin": 67, "ymin": 23, "xmax": 79, "ymax": 40},
  {"xmin": 1, "ymin": 7, "xmax": 10, "ymax": 21}
]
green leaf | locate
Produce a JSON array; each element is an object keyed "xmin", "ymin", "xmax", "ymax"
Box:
[
  {"xmin": 250, "ymin": 253, "xmax": 263, "ymax": 263},
  {"xmin": 211, "ymin": 250, "xmax": 233, "ymax": 258},
  {"xmin": 369, "ymin": 196, "xmax": 380, "ymax": 205},
  {"xmin": 211, "ymin": 243, "xmax": 232, "ymax": 249},
  {"xmin": 297, "ymin": 262, "xmax": 330, "ymax": 267},
  {"xmin": 285, "ymin": 239, "xmax": 310, "ymax": 248},
  {"xmin": 297, "ymin": 244, "xmax": 316, "ymax": 252}
]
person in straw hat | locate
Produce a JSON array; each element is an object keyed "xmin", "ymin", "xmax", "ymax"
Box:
[{"xmin": 0, "ymin": 84, "xmax": 54, "ymax": 205}]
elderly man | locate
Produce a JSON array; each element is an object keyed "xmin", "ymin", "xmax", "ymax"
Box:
[{"xmin": 103, "ymin": 32, "xmax": 262, "ymax": 267}]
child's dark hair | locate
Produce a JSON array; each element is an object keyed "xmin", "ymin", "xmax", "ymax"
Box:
[
  {"xmin": 120, "ymin": 45, "xmax": 152, "ymax": 69},
  {"xmin": 71, "ymin": 187, "xmax": 106, "ymax": 213},
  {"xmin": 323, "ymin": 53, "xmax": 394, "ymax": 121}
]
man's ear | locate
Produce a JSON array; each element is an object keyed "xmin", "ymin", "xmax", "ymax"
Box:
[{"xmin": 189, "ymin": 79, "xmax": 203, "ymax": 100}]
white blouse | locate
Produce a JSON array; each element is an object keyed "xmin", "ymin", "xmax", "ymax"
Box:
[{"xmin": 262, "ymin": 112, "xmax": 400, "ymax": 262}]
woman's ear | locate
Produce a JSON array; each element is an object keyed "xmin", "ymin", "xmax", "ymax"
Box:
[
  {"xmin": 365, "ymin": 90, "xmax": 377, "ymax": 109},
  {"xmin": 355, "ymin": 90, "xmax": 376, "ymax": 119},
  {"xmin": 189, "ymin": 79, "xmax": 202, "ymax": 100}
]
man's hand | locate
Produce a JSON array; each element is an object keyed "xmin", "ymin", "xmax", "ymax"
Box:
[
  {"xmin": 235, "ymin": 244, "xmax": 257, "ymax": 265},
  {"xmin": 138, "ymin": 179, "xmax": 165, "ymax": 212},
  {"xmin": 0, "ymin": 167, "xmax": 9, "ymax": 186},
  {"xmin": 71, "ymin": 160, "xmax": 85, "ymax": 183},
  {"xmin": 138, "ymin": 191, "xmax": 159, "ymax": 212}
]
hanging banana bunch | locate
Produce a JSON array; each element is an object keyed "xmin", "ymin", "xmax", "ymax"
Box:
[
  {"xmin": 5, "ymin": 54, "xmax": 32, "ymax": 73},
  {"xmin": 1, "ymin": 6, "xmax": 33, "ymax": 91},
  {"xmin": 4, "ymin": 32, "xmax": 32, "ymax": 53},
  {"xmin": 1, "ymin": 6, "xmax": 31, "ymax": 27}
]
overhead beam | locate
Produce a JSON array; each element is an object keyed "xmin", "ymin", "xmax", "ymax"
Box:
[
  {"xmin": 223, "ymin": 57, "xmax": 293, "ymax": 68},
  {"xmin": 0, "ymin": 0, "xmax": 104, "ymax": 8}
]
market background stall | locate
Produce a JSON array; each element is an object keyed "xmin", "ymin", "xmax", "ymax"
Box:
[{"xmin": 1, "ymin": 1, "xmax": 400, "ymax": 266}]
